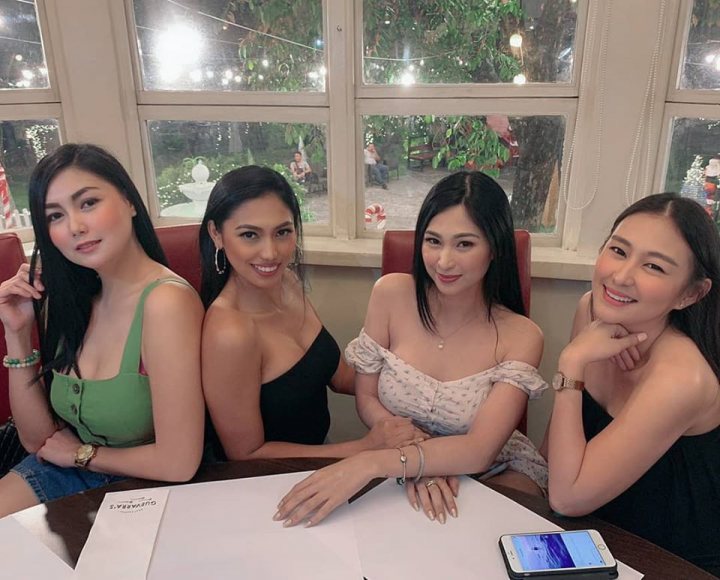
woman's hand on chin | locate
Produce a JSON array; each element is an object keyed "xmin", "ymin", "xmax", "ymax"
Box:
[
  {"xmin": 560, "ymin": 320, "xmax": 648, "ymax": 378},
  {"xmin": 274, "ymin": 453, "xmax": 376, "ymax": 527},
  {"xmin": 36, "ymin": 427, "xmax": 82, "ymax": 468}
]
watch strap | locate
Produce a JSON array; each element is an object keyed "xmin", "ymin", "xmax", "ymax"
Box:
[{"xmin": 553, "ymin": 372, "xmax": 585, "ymax": 391}]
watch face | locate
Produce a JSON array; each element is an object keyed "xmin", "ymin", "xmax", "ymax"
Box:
[
  {"xmin": 76, "ymin": 444, "xmax": 95, "ymax": 464},
  {"xmin": 78, "ymin": 445, "xmax": 93, "ymax": 459}
]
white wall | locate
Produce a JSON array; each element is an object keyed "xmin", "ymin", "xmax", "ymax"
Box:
[{"xmin": 308, "ymin": 265, "xmax": 589, "ymax": 447}]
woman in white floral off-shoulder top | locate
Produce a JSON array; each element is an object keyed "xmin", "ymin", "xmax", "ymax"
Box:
[{"xmin": 276, "ymin": 171, "xmax": 548, "ymax": 528}]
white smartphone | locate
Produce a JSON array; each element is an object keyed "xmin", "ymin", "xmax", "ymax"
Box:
[{"xmin": 499, "ymin": 530, "xmax": 618, "ymax": 579}]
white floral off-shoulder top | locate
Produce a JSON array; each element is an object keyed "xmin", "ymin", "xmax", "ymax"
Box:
[{"xmin": 346, "ymin": 330, "xmax": 549, "ymax": 489}]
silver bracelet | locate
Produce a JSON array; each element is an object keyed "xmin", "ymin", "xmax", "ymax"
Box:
[
  {"xmin": 395, "ymin": 447, "xmax": 407, "ymax": 485},
  {"xmin": 410, "ymin": 442, "xmax": 425, "ymax": 483}
]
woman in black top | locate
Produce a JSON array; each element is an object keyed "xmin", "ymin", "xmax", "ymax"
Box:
[
  {"xmin": 546, "ymin": 193, "xmax": 720, "ymax": 575},
  {"xmin": 199, "ymin": 166, "xmax": 421, "ymax": 460}
]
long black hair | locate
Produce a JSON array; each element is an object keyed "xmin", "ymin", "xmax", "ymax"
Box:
[
  {"xmin": 199, "ymin": 165, "xmax": 304, "ymax": 308},
  {"xmin": 606, "ymin": 192, "xmax": 720, "ymax": 379},
  {"xmin": 28, "ymin": 143, "xmax": 167, "ymax": 383},
  {"xmin": 413, "ymin": 170, "xmax": 524, "ymax": 332}
]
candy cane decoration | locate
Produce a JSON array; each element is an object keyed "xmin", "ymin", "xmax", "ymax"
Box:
[
  {"xmin": 364, "ymin": 203, "xmax": 386, "ymax": 229},
  {"xmin": 0, "ymin": 162, "xmax": 14, "ymax": 224}
]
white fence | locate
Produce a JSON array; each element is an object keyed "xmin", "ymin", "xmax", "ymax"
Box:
[{"xmin": 1, "ymin": 209, "xmax": 31, "ymax": 231}]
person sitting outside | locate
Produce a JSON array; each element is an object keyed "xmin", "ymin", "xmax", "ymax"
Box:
[
  {"xmin": 364, "ymin": 144, "xmax": 389, "ymax": 189},
  {"xmin": 290, "ymin": 152, "xmax": 312, "ymax": 184}
]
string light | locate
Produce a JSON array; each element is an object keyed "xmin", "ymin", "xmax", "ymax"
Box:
[
  {"xmin": 513, "ymin": 73, "xmax": 527, "ymax": 85},
  {"xmin": 400, "ymin": 70, "xmax": 415, "ymax": 85},
  {"xmin": 14, "ymin": 54, "xmax": 22, "ymax": 61},
  {"xmin": 509, "ymin": 34, "xmax": 523, "ymax": 48}
]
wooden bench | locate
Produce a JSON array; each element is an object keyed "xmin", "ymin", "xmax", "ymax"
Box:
[{"xmin": 407, "ymin": 139, "xmax": 437, "ymax": 171}]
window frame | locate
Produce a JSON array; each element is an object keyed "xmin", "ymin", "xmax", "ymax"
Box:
[
  {"xmin": 667, "ymin": 0, "xmax": 720, "ymax": 104},
  {"xmin": 354, "ymin": 98, "xmax": 578, "ymax": 245},
  {"xmin": 137, "ymin": 104, "xmax": 333, "ymax": 235},
  {"xmin": 353, "ymin": 0, "xmax": 588, "ymax": 99},
  {"xmin": 0, "ymin": 0, "xmax": 58, "ymax": 105},
  {"xmin": 655, "ymin": 102, "xmax": 720, "ymax": 193}
]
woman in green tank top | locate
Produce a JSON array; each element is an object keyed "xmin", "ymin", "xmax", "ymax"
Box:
[{"xmin": 0, "ymin": 144, "xmax": 205, "ymax": 516}]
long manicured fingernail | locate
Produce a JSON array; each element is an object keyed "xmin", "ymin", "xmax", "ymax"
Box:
[
  {"xmin": 427, "ymin": 510, "xmax": 435, "ymax": 521},
  {"xmin": 304, "ymin": 520, "xmax": 313, "ymax": 528},
  {"xmin": 638, "ymin": 332, "xmax": 648, "ymax": 342},
  {"xmin": 283, "ymin": 518, "xmax": 293, "ymax": 527},
  {"xmin": 438, "ymin": 512, "xmax": 446, "ymax": 524},
  {"xmin": 273, "ymin": 511, "xmax": 282, "ymax": 520},
  {"xmin": 450, "ymin": 508, "xmax": 458, "ymax": 518},
  {"xmin": 411, "ymin": 502, "xmax": 419, "ymax": 511}
]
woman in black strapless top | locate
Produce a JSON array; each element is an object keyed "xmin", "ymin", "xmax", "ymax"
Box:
[
  {"xmin": 545, "ymin": 193, "xmax": 720, "ymax": 576},
  {"xmin": 198, "ymin": 166, "xmax": 422, "ymax": 462}
]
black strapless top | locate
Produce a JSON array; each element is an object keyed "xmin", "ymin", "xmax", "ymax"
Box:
[
  {"xmin": 259, "ymin": 326, "xmax": 340, "ymax": 445},
  {"xmin": 582, "ymin": 390, "xmax": 720, "ymax": 576}
]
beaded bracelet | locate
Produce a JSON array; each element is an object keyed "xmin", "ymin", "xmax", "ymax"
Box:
[
  {"xmin": 2, "ymin": 349, "xmax": 40, "ymax": 369},
  {"xmin": 395, "ymin": 447, "xmax": 407, "ymax": 485},
  {"xmin": 410, "ymin": 442, "xmax": 425, "ymax": 483}
]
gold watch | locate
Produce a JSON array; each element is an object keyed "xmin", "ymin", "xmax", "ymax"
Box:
[
  {"xmin": 74, "ymin": 443, "xmax": 98, "ymax": 469},
  {"xmin": 552, "ymin": 372, "xmax": 585, "ymax": 391}
]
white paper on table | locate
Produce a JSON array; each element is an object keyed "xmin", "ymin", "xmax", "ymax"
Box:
[
  {"xmin": 352, "ymin": 477, "xmax": 643, "ymax": 580},
  {"xmin": 74, "ymin": 487, "xmax": 169, "ymax": 580},
  {"xmin": 147, "ymin": 471, "xmax": 362, "ymax": 580},
  {"xmin": 0, "ymin": 516, "xmax": 72, "ymax": 579}
]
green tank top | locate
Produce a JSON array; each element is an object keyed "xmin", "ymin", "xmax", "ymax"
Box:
[{"xmin": 50, "ymin": 278, "xmax": 191, "ymax": 448}]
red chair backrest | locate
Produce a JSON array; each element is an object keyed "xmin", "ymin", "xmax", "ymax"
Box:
[
  {"xmin": 0, "ymin": 233, "xmax": 27, "ymax": 421},
  {"xmin": 381, "ymin": 229, "xmax": 532, "ymax": 434},
  {"xmin": 155, "ymin": 224, "xmax": 202, "ymax": 293}
]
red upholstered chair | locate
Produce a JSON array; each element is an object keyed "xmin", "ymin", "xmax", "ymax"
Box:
[
  {"xmin": 155, "ymin": 224, "xmax": 202, "ymax": 293},
  {"xmin": 0, "ymin": 233, "xmax": 27, "ymax": 421},
  {"xmin": 381, "ymin": 229, "xmax": 532, "ymax": 434}
]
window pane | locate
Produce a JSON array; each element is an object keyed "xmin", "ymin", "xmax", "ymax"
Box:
[
  {"xmin": 147, "ymin": 120, "xmax": 327, "ymax": 224},
  {"xmin": 0, "ymin": 119, "xmax": 61, "ymax": 231},
  {"xmin": 0, "ymin": 0, "xmax": 50, "ymax": 90},
  {"xmin": 679, "ymin": 1, "xmax": 720, "ymax": 90},
  {"xmin": 361, "ymin": 114, "xmax": 566, "ymax": 233},
  {"xmin": 363, "ymin": 0, "xmax": 577, "ymax": 86},
  {"xmin": 133, "ymin": 0, "xmax": 325, "ymax": 92},
  {"xmin": 666, "ymin": 117, "xmax": 720, "ymax": 221}
]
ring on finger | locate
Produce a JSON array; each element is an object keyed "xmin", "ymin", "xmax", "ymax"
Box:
[{"xmin": 425, "ymin": 479, "xmax": 437, "ymax": 488}]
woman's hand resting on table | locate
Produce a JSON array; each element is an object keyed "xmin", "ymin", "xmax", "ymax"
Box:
[
  {"xmin": 406, "ymin": 476, "xmax": 460, "ymax": 524},
  {"xmin": 275, "ymin": 452, "xmax": 376, "ymax": 527}
]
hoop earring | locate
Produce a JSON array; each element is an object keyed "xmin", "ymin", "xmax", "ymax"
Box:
[{"xmin": 214, "ymin": 247, "xmax": 227, "ymax": 275}]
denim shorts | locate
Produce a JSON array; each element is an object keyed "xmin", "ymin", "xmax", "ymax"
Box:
[{"xmin": 11, "ymin": 454, "xmax": 126, "ymax": 503}]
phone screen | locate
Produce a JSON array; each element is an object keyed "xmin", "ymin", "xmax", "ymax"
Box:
[{"xmin": 511, "ymin": 531, "xmax": 605, "ymax": 571}]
